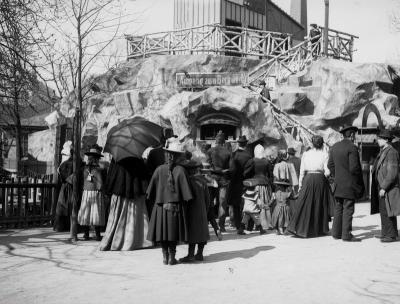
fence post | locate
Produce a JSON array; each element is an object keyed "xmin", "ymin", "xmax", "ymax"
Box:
[
  {"xmin": 33, "ymin": 177, "xmax": 38, "ymax": 221},
  {"xmin": 24, "ymin": 177, "xmax": 29, "ymax": 227},
  {"xmin": 0, "ymin": 178, "xmax": 4, "ymax": 219},
  {"xmin": 16, "ymin": 177, "xmax": 22, "ymax": 227}
]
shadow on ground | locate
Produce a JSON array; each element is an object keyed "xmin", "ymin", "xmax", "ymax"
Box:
[
  {"xmin": 0, "ymin": 230, "xmax": 72, "ymax": 250},
  {"xmin": 353, "ymin": 225, "xmax": 380, "ymax": 240},
  {"xmin": 203, "ymin": 245, "xmax": 275, "ymax": 263}
]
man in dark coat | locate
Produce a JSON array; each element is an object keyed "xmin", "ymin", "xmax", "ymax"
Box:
[
  {"xmin": 207, "ymin": 131, "xmax": 231, "ymax": 232},
  {"xmin": 370, "ymin": 129, "xmax": 400, "ymax": 242},
  {"xmin": 260, "ymin": 80, "xmax": 271, "ymax": 102},
  {"xmin": 226, "ymin": 135, "xmax": 254, "ymax": 234},
  {"xmin": 309, "ymin": 24, "xmax": 321, "ymax": 58},
  {"xmin": 328, "ymin": 125, "xmax": 364, "ymax": 242}
]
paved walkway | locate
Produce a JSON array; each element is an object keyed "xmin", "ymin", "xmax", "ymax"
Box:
[{"xmin": 1, "ymin": 202, "xmax": 399, "ymax": 304}]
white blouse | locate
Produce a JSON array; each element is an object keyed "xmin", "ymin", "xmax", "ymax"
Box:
[{"xmin": 299, "ymin": 148, "xmax": 330, "ymax": 188}]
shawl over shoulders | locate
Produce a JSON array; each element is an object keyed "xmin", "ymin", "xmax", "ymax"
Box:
[{"xmin": 146, "ymin": 164, "xmax": 193, "ymax": 204}]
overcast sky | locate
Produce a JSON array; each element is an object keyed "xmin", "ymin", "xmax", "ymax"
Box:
[{"xmin": 121, "ymin": 0, "xmax": 400, "ymax": 63}]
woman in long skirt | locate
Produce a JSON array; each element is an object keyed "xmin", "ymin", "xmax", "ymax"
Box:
[
  {"xmin": 99, "ymin": 158, "xmax": 152, "ymax": 251},
  {"xmin": 146, "ymin": 138, "xmax": 193, "ymax": 265},
  {"xmin": 77, "ymin": 144, "xmax": 106, "ymax": 241},
  {"xmin": 287, "ymin": 136, "xmax": 333, "ymax": 238},
  {"xmin": 253, "ymin": 144, "xmax": 273, "ymax": 230}
]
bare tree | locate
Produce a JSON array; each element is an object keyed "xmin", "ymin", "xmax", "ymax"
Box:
[
  {"xmin": 38, "ymin": 0, "xmax": 129, "ymax": 241},
  {"xmin": 0, "ymin": 0, "xmax": 53, "ymax": 172}
]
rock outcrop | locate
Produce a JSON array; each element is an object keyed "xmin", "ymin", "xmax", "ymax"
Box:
[{"xmin": 43, "ymin": 54, "xmax": 400, "ymax": 160}]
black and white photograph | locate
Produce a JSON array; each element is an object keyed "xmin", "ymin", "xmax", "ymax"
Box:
[{"xmin": 1, "ymin": 0, "xmax": 400, "ymax": 303}]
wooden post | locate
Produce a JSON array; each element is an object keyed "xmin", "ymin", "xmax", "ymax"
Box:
[
  {"xmin": 349, "ymin": 37, "xmax": 354, "ymax": 62},
  {"xmin": 264, "ymin": 0, "xmax": 268, "ymax": 31},
  {"xmin": 33, "ymin": 177, "xmax": 37, "ymax": 217},
  {"xmin": 0, "ymin": 178, "xmax": 5, "ymax": 223},
  {"xmin": 24, "ymin": 178, "xmax": 29, "ymax": 227},
  {"xmin": 324, "ymin": 0, "xmax": 329, "ymax": 56}
]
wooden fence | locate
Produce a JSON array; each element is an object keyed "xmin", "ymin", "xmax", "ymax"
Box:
[
  {"xmin": 0, "ymin": 175, "xmax": 57, "ymax": 228},
  {"xmin": 126, "ymin": 24, "xmax": 292, "ymax": 59}
]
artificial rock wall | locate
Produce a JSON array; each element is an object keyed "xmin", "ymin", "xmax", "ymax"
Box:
[{"xmin": 46, "ymin": 54, "xmax": 400, "ymax": 160}]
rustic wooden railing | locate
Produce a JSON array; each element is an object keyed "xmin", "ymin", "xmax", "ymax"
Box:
[
  {"xmin": 0, "ymin": 175, "xmax": 57, "ymax": 228},
  {"xmin": 319, "ymin": 26, "xmax": 358, "ymax": 62},
  {"xmin": 126, "ymin": 24, "xmax": 292, "ymax": 59},
  {"xmin": 126, "ymin": 24, "xmax": 357, "ymax": 62},
  {"xmin": 248, "ymin": 35, "xmax": 322, "ymax": 85}
]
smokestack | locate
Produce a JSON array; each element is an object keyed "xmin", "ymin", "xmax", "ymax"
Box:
[{"xmin": 290, "ymin": 0, "xmax": 307, "ymax": 39}]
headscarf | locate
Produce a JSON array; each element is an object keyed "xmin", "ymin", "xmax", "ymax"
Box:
[{"xmin": 254, "ymin": 144, "xmax": 264, "ymax": 159}]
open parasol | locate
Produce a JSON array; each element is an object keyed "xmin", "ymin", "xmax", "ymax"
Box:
[{"xmin": 104, "ymin": 117, "xmax": 163, "ymax": 162}]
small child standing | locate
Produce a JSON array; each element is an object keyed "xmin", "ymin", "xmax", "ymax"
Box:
[
  {"xmin": 179, "ymin": 159, "xmax": 210, "ymax": 262},
  {"xmin": 77, "ymin": 144, "xmax": 106, "ymax": 241},
  {"xmin": 238, "ymin": 186, "xmax": 267, "ymax": 235},
  {"xmin": 271, "ymin": 179, "xmax": 293, "ymax": 235}
]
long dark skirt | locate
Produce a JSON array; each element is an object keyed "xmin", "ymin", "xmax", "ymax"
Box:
[
  {"xmin": 288, "ymin": 173, "xmax": 333, "ymax": 238},
  {"xmin": 147, "ymin": 202, "xmax": 188, "ymax": 243},
  {"xmin": 53, "ymin": 183, "xmax": 73, "ymax": 232},
  {"xmin": 99, "ymin": 195, "xmax": 152, "ymax": 251}
]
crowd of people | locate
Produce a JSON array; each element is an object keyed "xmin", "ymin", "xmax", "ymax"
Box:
[{"xmin": 53, "ymin": 124, "xmax": 400, "ymax": 265}]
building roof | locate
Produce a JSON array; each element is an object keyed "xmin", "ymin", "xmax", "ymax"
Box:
[
  {"xmin": 269, "ymin": 0, "xmax": 305, "ymax": 30},
  {"xmin": 0, "ymin": 83, "xmax": 58, "ymax": 128}
]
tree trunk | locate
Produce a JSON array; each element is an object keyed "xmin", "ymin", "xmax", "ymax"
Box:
[{"xmin": 71, "ymin": 15, "xmax": 84, "ymax": 240}]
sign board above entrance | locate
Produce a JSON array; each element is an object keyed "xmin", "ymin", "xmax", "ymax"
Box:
[{"xmin": 176, "ymin": 72, "xmax": 249, "ymax": 88}]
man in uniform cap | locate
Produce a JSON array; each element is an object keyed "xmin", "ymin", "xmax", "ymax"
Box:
[{"xmin": 328, "ymin": 125, "xmax": 364, "ymax": 242}]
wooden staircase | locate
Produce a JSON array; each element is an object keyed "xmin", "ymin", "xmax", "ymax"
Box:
[{"xmin": 245, "ymin": 36, "xmax": 323, "ymax": 145}]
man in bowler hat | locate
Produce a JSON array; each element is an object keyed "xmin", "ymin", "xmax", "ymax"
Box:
[
  {"xmin": 371, "ymin": 129, "xmax": 400, "ymax": 242},
  {"xmin": 328, "ymin": 125, "xmax": 365, "ymax": 242},
  {"xmin": 226, "ymin": 135, "xmax": 255, "ymax": 234}
]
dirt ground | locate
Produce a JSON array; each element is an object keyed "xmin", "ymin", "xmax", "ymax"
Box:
[{"xmin": 1, "ymin": 202, "xmax": 400, "ymax": 304}]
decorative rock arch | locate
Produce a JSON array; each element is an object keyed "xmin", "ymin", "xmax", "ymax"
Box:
[{"xmin": 362, "ymin": 103, "xmax": 383, "ymax": 129}]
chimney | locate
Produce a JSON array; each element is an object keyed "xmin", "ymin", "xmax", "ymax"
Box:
[{"xmin": 290, "ymin": 0, "xmax": 307, "ymax": 39}]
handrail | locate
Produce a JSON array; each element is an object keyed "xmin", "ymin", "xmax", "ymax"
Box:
[
  {"xmin": 125, "ymin": 23, "xmax": 292, "ymax": 40},
  {"xmin": 126, "ymin": 24, "xmax": 293, "ymax": 59},
  {"xmin": 318, "ymin": 26, "xmax": 359, "ymax": 39}
]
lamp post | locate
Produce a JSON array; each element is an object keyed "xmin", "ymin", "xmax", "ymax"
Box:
[{"xmin": 324, "ymin": 0, "xmax": 329, "ymax": 56}]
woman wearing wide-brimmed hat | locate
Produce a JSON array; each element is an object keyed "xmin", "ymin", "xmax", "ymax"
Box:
[
  {"xmin": 146, "ymin": 138, "xmax": 193, "ymax": 265},
  {"xmin": 287, "ymin": 135, "xmax": 333, "ymax": 238},
  {"xmin": 371, "ymin": 129, "xmax": 400, "ymax": 243},
  {"xmin": 77, "ymin": 144, "xmax": 106, "ymax": 241}
]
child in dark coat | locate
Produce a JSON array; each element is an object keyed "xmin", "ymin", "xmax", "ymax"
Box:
[{"xmin": 179, "ymin": 159, "xmax": 210, "ymax": 262}]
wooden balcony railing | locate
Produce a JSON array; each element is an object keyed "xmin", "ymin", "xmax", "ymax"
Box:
[
  {"xmin": 125, "ymin": 24, "xmax": 357, "ymax": 62},
  {"xmin": 318, "ymin": 26, "xmax": 358, "ymax": 62},
  {"xmin": 126, "ymin": 24, "xmax": 292, "ymax": 59}
]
